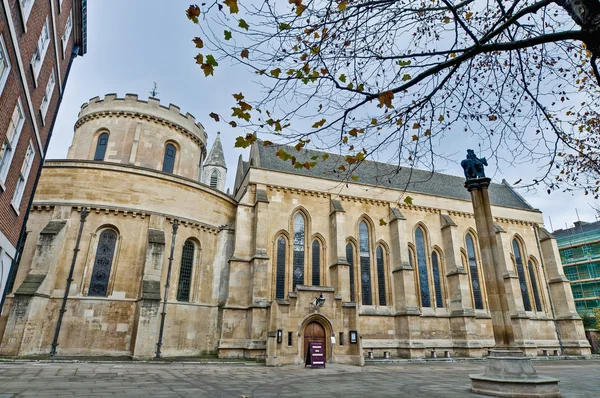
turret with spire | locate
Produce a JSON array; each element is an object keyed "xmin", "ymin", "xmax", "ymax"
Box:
[{"xmin": 203, "ymin": 132, "xmax": 227, "ymax": 192}]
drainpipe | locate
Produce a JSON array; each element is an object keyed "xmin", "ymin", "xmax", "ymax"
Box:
[
  {"xmin": 533, "ymin": 225, "xmax": 565, "ymax": 355},
  {"xmin": 156, "ymin": 219, "xmax": 179, "ymax": 358},
  {"xmin": 50, "ymin": 207, "xmax": 88, "ymax": 358}
]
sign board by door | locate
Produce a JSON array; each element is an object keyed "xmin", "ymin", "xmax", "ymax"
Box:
[{"xmin": 305, "ymin": 340, "xmax": 326, "ymax": 368}]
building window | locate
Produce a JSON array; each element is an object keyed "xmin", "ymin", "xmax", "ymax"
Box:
[
  {"xmin": 293, "ymin": 213, "xmax": 305, "ymax": 290},
  {"xmin": 565, "ymin": 266, "xmax": 578, "ymax": 281},
  {"xmin": 346, "ymin": 242, "xmax": 355, "ymax": 302},
  {"xmin": 431, "ymin": 251, "xmax": 444, "ymax": 308},
  {"xmin": 415, "ymin": 226, "xmax": 431, "ymax": 308},
  {"xmin": 210, "ymin": 169, "xmax": 218, "ymax": 188},
  {"xmin": 61, "ymin": 11, "xmax": 73, "ymax": 59},
  {"xmin": 312, "ymin": 239, "xmax": 321, "ymax": 286},
  {"xmin": 40, "ymin": 69, "xmax": 56, "ymax": 121},
  {"xmin": 0, "ymin": 99, "xmax": 25, "ymax": 185},
  {"xmin": 359, "ymin": 221, "xmax": 372, "ymax": 305},
  {"xmin": 275, "ymin": 236, "xmax": 286, "ymax": 299},
  {"xmin": 31, "ymin": 17, "xmax": 50, "ymax": 83},
  {"xmin": 376, "ymin": 245, "xmax": 386, "ymax": 306},
  {"xmin": 11, "ymin": 141, "xmax": 35, "ymax": 212},
  {"xmin": 512, "ymin": 239, "xmax": 532, "ymax": 312},
  {"xmin": 19, "ymin": 0, "xmax": 35, "ymax": 26},
  {"xmin": 162, "ymin": 143, "xmax": 176, "ymax": 173},
  {"xmin": 94, "ymin": 132, "xmax": 109, "ymax": 161},
  {"xmin": 528, "ymin": 260, "xmax": 543, "ymax": 312},
  {"xmin": 177, "ymin": 240, "xmax": 195, "ymax": 302},
  {"xmin": 0, "ymin": 35, "xmax": 11, "ymax": 96},
  {"xmin": 466, "ymin": 233, "xmax": 484, "ymax": 310},
  {"xmin": 88, "ymin": 229, "xmax": 118, "ymax": 297}
]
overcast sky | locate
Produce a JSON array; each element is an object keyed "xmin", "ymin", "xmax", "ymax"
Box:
[{"xmin": 48, "ymin": 0, "xmax": 599, "ymax": 232}]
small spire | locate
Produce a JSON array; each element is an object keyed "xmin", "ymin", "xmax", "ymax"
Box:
[
  {"xmin": 148, "ymin": 82, "xmax": 160, "ymax": 98},
  {"xmin": 205, "ymin": 133, "xmax": 226, "ymax": 169}
]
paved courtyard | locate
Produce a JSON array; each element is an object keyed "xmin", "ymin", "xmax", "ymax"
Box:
[{"xmin": 0, "ymin": 359, "xmax": 598, "ymax": 397}]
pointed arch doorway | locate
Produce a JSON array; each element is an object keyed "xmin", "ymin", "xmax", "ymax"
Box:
[{"xmin": 303, "ymin": 321, "xmax": 326, "ymax": 359}]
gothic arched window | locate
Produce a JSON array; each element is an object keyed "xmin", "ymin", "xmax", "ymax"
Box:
[
  {"xmin": 528, "ymin": 260, "xmax": 543, "ymax": 312},
  {"xmin": 415, "ymin": 226, "xmax": 431, "ymax": 307},
  {"xmin": 94, "ymin": 132, "xmax": 109, "ymax": 161},
  {"xmin": 513, "ymin": 239, "xmax": 532, "ymax": 311},
  {"xmin": 275, "ymin": 236, "xmax": 286, "ymax": 299},
  {"xmin": 466, "ymin": 233, "xmax": 484, "ymax": 309},
  {"xmin": 346, "ymin": 242, "xmax": 356, "ymax": 302},
  {"xmin": 210, "ymin": 169, "xmax": 218, "ymax": 188},
  {"xmin": 293, "ymin": 213, "xmax": 306, "ymax": 289},
  {"xmin": 162, "ymin": 143, "xmax": 176, "ymax": 173},
  {"xmin": 376, "ymin": 245, "xmax": 386, "ymax": 306},
  {"xmin": 88, "ymin": 229, "xmax": 118, "ymax": 297},
  {"xmin": 312, "ymin": 239, "xmax": 321, "ymax": 286},
  {"xmin": 177, "ymin": 240, "xmax": 195, "ymax": 302},
  {"xmin": 359, "ymin": 221, "xmax": 372, "ymax": 305},
  {"xmin": 431, "ymin": 250, "xmax": 444, "ymax": 308}
]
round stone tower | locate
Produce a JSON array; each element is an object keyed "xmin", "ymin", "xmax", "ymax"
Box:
[{"xmin": 67, "ymin": 94, "xmax": 207, "ymax": 180}]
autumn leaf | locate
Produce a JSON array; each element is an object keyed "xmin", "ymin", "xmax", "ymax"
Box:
[
  {"xmin": 238, "ymin": 19, "xmax": 249, "ymax": 30},
  {"xmin": 205, "ymin": 54, "xmax": 219, "ymax": 67},
  {"xmin": 424, "ymin": 129, "xmax": 431, "ymax": 136},
  {"xmin": 379, "ymin": 219, "xmax": 387, "ymax": 226},
  {"xmin": 235, "ymin": 136, "xmax": 252, "ymax": 148},
  {"xmin": 276, "ymin": 149, "xmax": 293, "ymax": 161},
  {"xmin": 209, "ymin": 113, "xmax": 220, "ymax": 122},
  {"xmin": 279, "ymin": 22, "xmax": 291, "ymax": 30},
  {"xmin": 240, "ymin": 49, "xmax": 249, "ymax": 59},
  {"xmin": 488, "ymin": 114, "xmax": 498, "ymax": 121},
  {"xmin": 229, "ymin": 121, "xmax": 237, "ymax": 127},
  {"xmin": 404, "ymin": 196, "xmax": 413, "ymax": 205},
  {"xmin": 194, "ymin": 54, "xmax": 204, "ymax": 65},
  {"xmin": 224, "ymin": 30, "xmax": 232, "ymax": 40},
  {"xmin": 513, "ymin": 179, "xmax": 522, "ymax": 185},
  {"xmin": 412, "ymin": 123, "xmax": 420, "ymax": 129},
  {"xmin": 233, "ymin": 92, "xmax": 244, "ymax": 100},
  {"xmin": 339, "ymin": 74, "xmax": 346, "ymax": 83},
  {"xmin": 201, "ymin": 64, "xmax": 214, "ymax": 76},
  {"xmin": 438, "ymin": 115, "xmax": 444, "ymax": 122},
  {"xmin": 371, "ymin": 118, "xmax": 378, "ymax": 125},
  {"xmin": 338, "ymin": 1, "xmax": 348, "ymax": 11},
  {"xmin": 322, "ymin": 154, "xmax": 329, "ymax": 161},
  {"xmin": 465, "ymin": 12, "xmax": 473, "ymax": 20},
  {"xmin": 411, "ymin": 135, "xmax": 419, "ymax": 141},
  {"xmin": 312, "ymin": 119, "xmax": 326, "ymax": 128},
  {"xmin": 192, "ymin": 37, "xmax": 204, "ymax": 48},
  {"xmin": 270, "ymin": 68, "xmax": 282, "ymax": 78},
  {"xmin": 443, "ymin": 16, "xmax": 450, "ymax": 24},
  {"xmin": 186, "ymin": 5, "xmax": 200, "ymax": 23},
  {"xmin": 351, "ymin": 175, "xmax": 358, "ymax": 181},
  {"xmin": 402, "ymin": 74, "xmax": 411, "ymax": 81},
  {"xmin": 377, "ymin": 91, "xmax": 394, "ymax": 109},
  {"xmin": 450, "ymin": 52, "xmax": 457, "ymax": 58},
  {"xmin": 224, "ymin": 0, "xmax": 239, "ymax": 14}
]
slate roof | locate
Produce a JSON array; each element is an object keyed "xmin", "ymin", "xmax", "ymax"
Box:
[
  {"xmin": 553, "ymin": 220, "xmax": 600, "ymax": 238},
  {"xmin": 255, "ymin": 141, "xmax": 535, "ymax": 211},
  {"xmin": 205, "ymin": 133, "xmax": 226, "ymax": 168}
]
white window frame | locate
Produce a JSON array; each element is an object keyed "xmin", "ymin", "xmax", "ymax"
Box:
[
  {"xmin": 30, "ymin": 17, "xmax": 50, "ymax": 84},
  {"xmin": 61, "ymin": 11, "xmax": 73, "ymax": 59},
  {"xmin": 11, "ymin": 140, "xmax": 35, "ymax": 214},
  {"xmin": 39, "ymin": 68, "xmax": 55, "ymax": 122},
  {"xmin": 0, "ymin": 99, "xmax": 25, "ymax": 189},
  {"xmin": 0, "ymin": 35, "xmax": 11, "ymax": 96},
  {"xmin": 19, "ymin": 0, "xmax": 35, "ymax": 28}
]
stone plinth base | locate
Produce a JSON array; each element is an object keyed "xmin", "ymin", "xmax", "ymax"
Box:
[{"xmin": 470, "ymin": 350, "xmax": 560, "ymax": 397}]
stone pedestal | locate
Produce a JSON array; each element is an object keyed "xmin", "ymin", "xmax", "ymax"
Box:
[{"xmin": 470, "ymin": 350, "xmax": 560, "ymax": 397}]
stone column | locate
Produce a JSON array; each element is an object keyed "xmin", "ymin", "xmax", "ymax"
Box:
[
  {"xmin": 465, "ymin": 178, "xmax": 512, "ymax": 348},
  {"xmin": 132, "ymin": 221, "xmax": 165, "ymax": 359},
  {"xmin": 388, "ymin": 208, "xmax": 423, "ymax": 358},
  {"xmin": 328, "ymin": 199, "xmax": 350, "ymax": 302}
]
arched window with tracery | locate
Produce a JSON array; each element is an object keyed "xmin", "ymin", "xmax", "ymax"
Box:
[
  {"xmin": 94, "ymin": 132, "xmax": 109, "ymax": 161},
  {"xmin": 466, "ymin": 233, "xmax": 484, "ymax": 310},
  {"xmin": 293, "ymin": 213, "xmax": 306, "ymax": 289},
  {"xmin": 359, "ymin": 221, "xmax": 372, "ymax": 305},
  {"xmin": 210, "ymin": 170, "xmax": 218, "ymax": 188},
  {"xmin": 312, "ymin": 239, "xmax": 321, "ymax": 286},
  {"xmin": 346, "ymin": 242, "xmax": 356, "ymax": 302},
  {"xmin": 177, "ymin": 240, "xmax": 195, "ymax": 302},
  {"xmin": 88, "ymin": 229, "xmax": 118, "ymax": 297},
  {"xmin": 528, "ymin": 259, "xmax": 543, "ymax": 312},
  {"xmin": 275, "ymin": 236, "xmax": 287, "ymax": 299},
  {"xmin": 415, "ymin": 226, "xmax": 431, "ymax": 307},
  {"xmin": 162, "ymin": 143, "xmax": 176, "ymax": 173},
  {"xmin": 376, "ymin": 245, "xmax": 387, "ymax": 306},
  {"xmin": 513, "ymin": 239, "xmax": 532, "ymax": 311},
  {"xmin": 431, "ymin": 250, "xmax": 444, "ymax": 308}
]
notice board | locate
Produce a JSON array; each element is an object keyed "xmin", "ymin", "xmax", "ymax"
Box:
[{"xmin": 305, "ymin": 340, "xmax": 326, "ymax": 368}]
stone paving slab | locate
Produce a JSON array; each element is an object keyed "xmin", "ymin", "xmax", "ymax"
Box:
[{"xmin": 0, "ymin": 359, "xmax": 598, "ymax": 397}]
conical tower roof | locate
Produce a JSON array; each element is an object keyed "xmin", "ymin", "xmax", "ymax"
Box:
[{"xmin": 205, "ymin": 133, "xmax": 226, "ymax": 169}]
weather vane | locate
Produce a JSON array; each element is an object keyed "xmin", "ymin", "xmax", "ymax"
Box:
[{"xmin": 148, "ymin": 82, "xmax": 160, "ymax": 98}]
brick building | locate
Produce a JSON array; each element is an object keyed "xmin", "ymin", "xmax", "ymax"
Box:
[{"xmin": 0, "ymin": 0, "xmax": 87, "ymax": 304}]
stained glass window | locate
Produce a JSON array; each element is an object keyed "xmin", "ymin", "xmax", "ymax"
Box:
[
  {"xmin": 432, "ymin": 251, "xmax": 444, "ymax": 308},
  {"xmin": 415, "ymin": 227, "xmax": 431, "ymax": 307},
  {"xmin": 359, "ymin": 221, "xmax": 372, "ymax": 305},
  {"xmin": 346, "ymin": 243, "xmax": 355, "ymax": 302},
  {"xmin": 89, "ymin": 230, "xmax": 117, "ymax": 297},
  {"xmin": 94, "ymin": 132, "xmax": 108, "ymax": 161},
  {"xmin": 376, "ymin": 246, "xmax": 386, "ymax": 306},
  {"xmin": 466, "ymin": 234, "xmax": 484, "ymax": 309},
  {"xmin": 276, "ymin": 236, "xmax": 286, "ymax": 299},
  {"xmin": 312, "ymin": 240, "xmax": 320, "ymax": 286},
  {"xmin": 293, "ymin": 213, "xmax": 305, "ymax": 289},
  {"xmin": 162, "ymin": 143, "xmax": 176, "ymax": 173},
  {"xmin": 528, "ymin": 260, "xmax": 543, "ymax": 312},
  {"xmin": 513, "ymin": 239, "xmax": 532, "ymax": 311},
  {"xmin": 177, "ymin": 240, "xmax": 195, "ymax": 302}
]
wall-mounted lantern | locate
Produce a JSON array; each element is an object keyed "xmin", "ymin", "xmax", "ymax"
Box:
[{"xmin": 311, "ymin": 293, "xmax": 326, "ymax": 310}]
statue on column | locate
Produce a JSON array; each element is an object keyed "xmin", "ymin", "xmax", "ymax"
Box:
[{"xmin": 461, "ymin": 149, "xmax": 487, "ymax": 180}]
